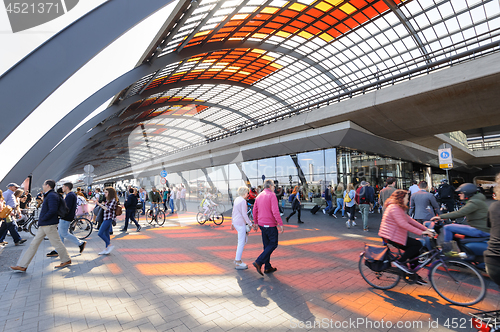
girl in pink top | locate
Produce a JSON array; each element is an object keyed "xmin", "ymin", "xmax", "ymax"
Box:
[
  {"xmin": 379, "ymin": 190, "xmax": 433, "ymax": 284},
  {"xmin": 231, "ymin": 186, "xmax": 254, "ymax": 269}
]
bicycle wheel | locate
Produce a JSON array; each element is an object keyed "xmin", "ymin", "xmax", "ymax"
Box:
[
  {"xmin": 212, "ymin": 211, "xmax": 224, "ymax": 225},
  {"xmin": 358, "ymin": 253, "xmax": 400, "ymax": 290},
  {"xmin": 197, "ymin": 212, "xmax": 207, "ymax": 225},
  {"xmin": 216, "ymin": 204, "xmax": 225, "ymax": 214},
  {"xmin": 146, "ymin": 209, "xmax": 154, "ymax": 224},
  {"xmin": 28, "ymin": 219, "xmax": 39, "ymax": 237},
  {"xmin": 135, "ymin": 210, "xmax": 141, "ymax": 222},
  {"xmin": 70, "ymin": 217, "xmax": 93, "ymax": 240},
  {"xmin": 429, "ymin": 259, "xmax": 486, "ymax": 306},
  {"xmin": 156, "ymin": 210, "xmax": 166, "ymax": 226}
]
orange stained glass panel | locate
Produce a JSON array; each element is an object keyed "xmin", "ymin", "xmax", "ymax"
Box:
[
  {"xmin": 136, "ymin": 262, "xmax": 225, "ymax": 275},
  {"xmin": 173, "ymin": 0, "xmax": 405, "ymax": 65},
  {"xmin": 298, "ymin": 14, "xmax": 315, "ymax": 23},
  {"xmin": 290, "ymin": 20, "xmax": 307, "ymax": 29}
]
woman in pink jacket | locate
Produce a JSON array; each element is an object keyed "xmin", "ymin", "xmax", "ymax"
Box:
[{"xmin": 379, "ymin": 190, "xmax": 434, "ymax": 284}]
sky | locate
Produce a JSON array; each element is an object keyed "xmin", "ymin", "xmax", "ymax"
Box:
[{"xmin": 0, "ymin": 0, "xmax": 178, "ymax": 183}]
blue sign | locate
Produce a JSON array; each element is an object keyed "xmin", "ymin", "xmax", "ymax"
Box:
[
  {"xmin": 160, "ymin": 170, "xmax": 168, "ymax": 178},
  {"xmin": 440, "ymin": 151, "xmax": 450, "ymax": 159}
]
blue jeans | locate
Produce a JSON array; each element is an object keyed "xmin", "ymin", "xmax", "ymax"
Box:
[
  {"xmin": 256, "ymin": 226, "xmax": 279, "ymax": 270},
  {"xmin": 0, "ymin": 219, "xmax": 21, "ymax": 243},
  {"xmin": 169, "ymin": 198, "xmax": 175, "ymax": 213},
  {"xmin": 325, "ymin": 200, "xmax": 332, "ymax": 212},
  {"xmin": 140, "ymin": 200, "xmax": 146, "ymax": 214},
  {"xmin": 58, "ymin": 219, "xmax": 82, "ymax": 247},
  {"xmin": 359, "ymin": 204, "xmax": 370, "ymax": 229},
  {"xmin": 334, "ymin": 198, "xmax": 344, "ymax": 216},
  {"xmin": 442, "ymin": 224, "xmax": 490, "ymax": 242},
  {"xmin": 124, "ymin": 209, "xmax": 139, "ymax": 230},
  {"xmin": 98, "ymin": 219, "xmax": 113, "ymax": 247}
]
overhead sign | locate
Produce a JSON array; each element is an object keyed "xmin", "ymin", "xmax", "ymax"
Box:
[
  {"xmin": 84, "ymin": 164, "xmax": 94, "ymax": 173},
  {"xmin": 438, "ymin": 148, "xmax": 453, "ymax": 169},
  {"xmin": 83, "ymin": 176, "xmax": 93, "ymax": 186},
  {"xmin": 160, "ymin": 170, "xmax": 168, "ymax": 178}
]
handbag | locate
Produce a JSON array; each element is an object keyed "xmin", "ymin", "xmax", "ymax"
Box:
[
  {"xmin": 0, "ymin": 206, "xmax": 13, "ymax": 219},
  {"xmin": 246, "ymin": 223, "xmax": 252, "ymax": 233},
  {"xmin": 115, "ymin": 204, "xmax": 123, "ymax": 216}
]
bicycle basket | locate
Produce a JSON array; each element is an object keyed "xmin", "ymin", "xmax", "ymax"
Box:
[{"xmin": 364, "ymin": 244, "xmax": 391, "ymax": 272}]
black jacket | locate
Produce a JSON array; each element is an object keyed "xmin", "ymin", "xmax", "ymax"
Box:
[
  {"xmin": 64, "ymin": 191, "xmax": 78, "ymax": 221},
  {"xmin": 38, "ymin": 190, "xmax": 60, "ymax": 226},
  {"xmin": 124, "ymin": 193, "xmax": 138, "ymax": 211}
]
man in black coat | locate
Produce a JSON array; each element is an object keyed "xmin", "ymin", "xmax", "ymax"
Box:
[
  {"xmin": 11, "ymin": 179, "xmax": 71, "ymax": 272},
  {"xmin": 122, "ymin": 188, "xmax": 141, "ymax": 232}
]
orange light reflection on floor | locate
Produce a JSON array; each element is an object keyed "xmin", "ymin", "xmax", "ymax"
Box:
[
  {"xmin": 146, "ymin": 226, "xmax": 191, "ymax": 231},
  {"xmin": 112, "ymin": 234, "xmax": 151, "ymax": 240},
  {"xmin": 162, "ymin": 232, "xmax": 226, "ymax": 238},
  {"xmin": 364, "ymin": 237, "xmax": 383, "ymax": 242},
  {"xmin": 280, "ymin": 236, "xmax": 337, "ymax": 246},
  {"xmin": 107, "ymin": 263, "xmax": 122, "ymax": 275},
  {"xmin": 324, "ymin": 292, "xmax": 432, "ymax": 322},
  {"xmin": 119, "ymin": 248, "xmax": 177, "ymax": 252},
  {"xmin": 136, "ymin": 262, "xmax": 225, "ymax": 275},
  {"xmin": 124, "ymin": 254, "xmax": 192, "ymax": 262}
]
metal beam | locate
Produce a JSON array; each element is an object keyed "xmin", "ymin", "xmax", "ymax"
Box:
[
  {"xmin": 382, "ymin": 0, "xmax": 430, "ymax": 62},
  {"xmin": 0, "ymin": 0, "xmax": 175, "ymax": 144}
]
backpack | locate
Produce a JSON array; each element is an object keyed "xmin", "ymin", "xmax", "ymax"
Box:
[
  {"xmin": 358, "ymin": 187, "xmax": 367, "ymax": 204},
  {"xmin": 288, "ymin": 193, "xmax": 296, "ymax": 202},
  {"xmin": 363, "ymin": 244, "xmax": 391, "ymax": 272},
  {"xmin": 57, "ymin": 195, "xmax": 69, "ymax": 219},
  {"xmin": 344, "ymin": 191, "xmax": 352, "ymax": 203}
]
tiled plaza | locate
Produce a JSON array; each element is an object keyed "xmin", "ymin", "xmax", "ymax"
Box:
[{"xmin": 0, "ymin": 208, "xmax": 499, "ymax": 332}]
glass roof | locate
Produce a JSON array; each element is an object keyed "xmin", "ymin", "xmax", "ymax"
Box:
[{"xmin": 66, "ymin": 0, "xmax": 500, "ymax": 176}]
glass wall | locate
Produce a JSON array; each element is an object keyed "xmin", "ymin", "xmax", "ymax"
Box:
[{"xmin": 137, "ymin": 147, "xmax": 420, "ymax": 205}]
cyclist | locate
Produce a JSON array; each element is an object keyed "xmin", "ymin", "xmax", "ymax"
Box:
[
  {"xmin": 202, "ymin": 193, "xmax": 216, "ymax": 220},
  {"xmin": 148, "ymin": 187, "xmax": 162, "ymax": 214},
  {"xmin": 247, "ymin": 187, "xmax": 257, "ymax": 205},
  {"xmin": 430, "ymin": 183, "xmax": 490, "ymax": 255},
  {"xmin": 378, "ymin": 189, "xmax": 434, "ymax": 285}
]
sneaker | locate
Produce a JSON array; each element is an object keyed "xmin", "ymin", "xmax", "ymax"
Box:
[
  {"xmin": 15, "ymin": 239, "xmax": 27, "ymax": 246},
  {"xmin": 416, "ymin": 275, "xmax": 428, "ymax": 285},
  {"xmin": 98, "ymin": 250, "xmax": 108, "ymax": 255},
  {"xmin": 79, "ymin": 241, "xmax": 87, "ymax": 254},
  {"xmin": 352, "ymin": 221, "xmax": 357, "ymax": 227},
  {"xmin": 136, "ymin": 225, "xmax": 141, "ymax": 232},
  {"xmin": 363, "ymin": 228, "xmax": 369, "ymax": 232},
  {"xmin": 105, "ymin": 245, "xmax": 115, "ymax": 254},
  {"xmin": 393, "ymin": 261, "xmax": 413, "ymax": 274},
  {"xmin": 322, "ymin": 209, "xmax": 326, "ymax": 214},
  {"xmin": 346, "ymin": 220, "xmax": 350, "ymax": 229},
  {"xmin": 342, "ymin": 216, "xmax": 346, "ymax": 218},
  {"xmin": 46, "ymin": 250, "xmax": 59, "ymax": 257},
  {"xmin": 235, "ymin": 262, "xmax": 248, "ymax": 270},
  {"xmin": 332, "ymin": 214, "xmax": 337, "ymax": 219},
  {"xmin": 1, "ymin": 241, "xmax": 8, "ymax": 245},
  {"xmin": 54, "ymin": 260, "xmax": 71, "ymax": 268}
]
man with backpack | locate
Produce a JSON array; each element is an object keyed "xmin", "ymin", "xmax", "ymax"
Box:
[
  {"xmin": 46, "ymin": 182, "xmax": 87, "ymax": 258},
  {"xmin": 11, "ymin": 180, "xmax": 71, "ymax": 272},
  {"xmin": 437, "ymin": 179, "xmax": 455, "ymax": 214},
  {"xmin": 356, "ymin": 181, "xmax": 374, "ymax": 232}
]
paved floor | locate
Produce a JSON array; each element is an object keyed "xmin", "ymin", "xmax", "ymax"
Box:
[{"xmin": 0, "ymin": 205, "xmax": 499, "ymax": 332}]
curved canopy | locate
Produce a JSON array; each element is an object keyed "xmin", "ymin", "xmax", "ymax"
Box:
[{"xmin": 11, "ymin": 0, "xmax": 500, "ymax": 180}]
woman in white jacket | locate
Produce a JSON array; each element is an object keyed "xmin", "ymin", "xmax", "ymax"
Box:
[{"xmin": 231, "ymin": 186, "xmax": 254, "ymax": 269}]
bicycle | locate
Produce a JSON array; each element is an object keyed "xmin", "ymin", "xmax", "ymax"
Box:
[
  {"xmin": 197, "ymin": 205, "xmax": 224, "ymax": 225},
  {"xmin": 247, "ymin": 202, "xmax": 254, "ymax": 221},
  {"xmin": 146, "ymin": 204, "xmax": 165, "ymax": 226},
  {"xmin": 469, "ymin": 309, "xmax": 500, "ymax": 331},
  {"xmin": 359, "ymin": 234, "xmax": 486, "ymax": 306},
  {"xmin": 69, "ymin": 216, "xmax": 93, "ymax": 239}
]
